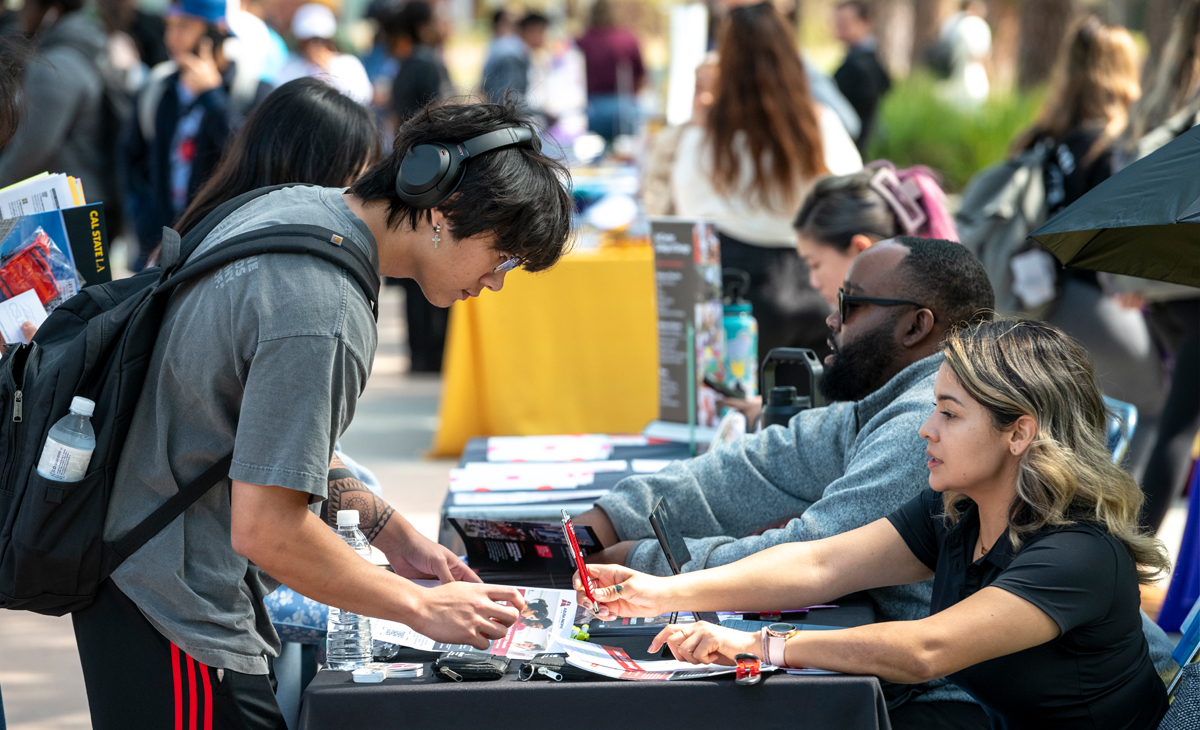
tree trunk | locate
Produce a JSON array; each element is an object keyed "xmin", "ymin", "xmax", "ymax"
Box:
[
  {"xmin": 1142, "ymin": 0, "xmax": 1185, "ymax": 82},
  {"xmin": 875, "ymin": 0, "xmax": 916, "ymax": 77},
  {"xmin": 910, "ymin": 0, "xmax": 956, "ymax": 69},
  {"xmin": 1017, "ymin": 0, "xmax": 1080, "ymax": 90},
  {"xmin": 986, "ymin": 0, "xmax": 1020, "ymax": 95}
]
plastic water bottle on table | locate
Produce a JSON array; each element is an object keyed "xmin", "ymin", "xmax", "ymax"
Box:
[{"xmin": 326, "ymin": 510, "xmax": 373, "ymax": 670}]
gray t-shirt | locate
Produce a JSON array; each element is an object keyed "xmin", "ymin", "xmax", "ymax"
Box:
[{"xmin": 106, "ymin": 186, "xmax": 379, "ymax": 674}]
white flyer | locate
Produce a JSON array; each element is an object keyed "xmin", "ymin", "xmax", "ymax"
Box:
[
  {"xmin": 450, "ymin": 461, "xmax": 627, "ymax": 492},
  {"xmin": 0, "ymin": 173, "xmax": 75, "ymax": 219},
  {"xmin": 367, "ymin": 583, "xmax": 578, "ymax": 661},
  {"xmin": 0, "ymin": 288, "xmax": 48, "ymax": 343},
  {"xmin": 485, "ymin": 435, "xmax": 614, "ymax": 463},
  {"xmin": 451, "ymin": 489, "xmax": 609, "ymax": 506},
  {"xmin": 555, "ymin": 637, "xmax": 774, "ymax": 681}
]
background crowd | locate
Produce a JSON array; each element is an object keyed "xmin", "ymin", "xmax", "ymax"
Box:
[
  {"xmin": 0, "ymin": 0, "xmax": 1198, "ymax": 725},
  {"xmin": 1, "ymin": 0, "xmax": 1196, "ymax": 579}
]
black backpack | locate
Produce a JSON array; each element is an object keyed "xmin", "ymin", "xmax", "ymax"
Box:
[{"xmin": 0, "ymin": 184, "xmax": 380, "ymax": 615}]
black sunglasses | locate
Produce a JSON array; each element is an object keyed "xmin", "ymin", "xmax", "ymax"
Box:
[{"xmin": 838, "ymin": 288, "xmax": 928, "ymax": 323}]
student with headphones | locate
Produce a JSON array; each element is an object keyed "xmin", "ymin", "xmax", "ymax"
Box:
[{"xmin": 72, "ymin": 100, "xmax": 574, "ymax": 730}]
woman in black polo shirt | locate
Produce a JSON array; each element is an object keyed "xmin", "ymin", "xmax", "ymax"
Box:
[{"xmin": 580, "ymin": 320, "xmax": 1171, "ymax": 730}]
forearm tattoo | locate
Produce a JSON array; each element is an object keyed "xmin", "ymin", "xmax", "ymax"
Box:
[{"xmin": 322, "ymin": 455, "xmax": 395, "ymax": 542}]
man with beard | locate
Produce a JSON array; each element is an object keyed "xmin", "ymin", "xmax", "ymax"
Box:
[
  {"xmin": 577, "ymin": 237, "xmax": 992, "ymax": 569},
  {"xmin": 577, "ymin": 237, "xmax": 996, "ymax": 726}
]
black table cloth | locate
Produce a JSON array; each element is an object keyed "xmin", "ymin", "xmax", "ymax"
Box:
[{"xmin": 299, "ymin": 604, "xmax": 891, "ymax": 730}]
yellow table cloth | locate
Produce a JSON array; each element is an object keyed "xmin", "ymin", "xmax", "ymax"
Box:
[{"xmin": 432, "ymin": 247, "xmax": 659, "ymax": 457}]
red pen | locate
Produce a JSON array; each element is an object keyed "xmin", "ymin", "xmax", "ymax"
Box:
[{"xmin": 561, "ymin": 510, "xmax": 598, "ymax": 612}]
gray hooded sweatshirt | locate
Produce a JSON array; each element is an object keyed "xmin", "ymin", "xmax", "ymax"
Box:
[
  {"xmin": 0, "ymin": 12, "xmax": 113, "ymax": 205},
  {"xmin": 598, "ymin": 353, "xmax": 1178, "ymax": 703}
]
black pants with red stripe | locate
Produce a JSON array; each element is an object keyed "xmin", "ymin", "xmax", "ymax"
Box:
[{"xmin": 72, "ymin": 580, "xmax": 287, "ymax": 730}]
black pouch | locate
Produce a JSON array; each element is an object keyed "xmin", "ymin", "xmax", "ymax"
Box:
[
  {"xmin": 517, "ymin": 653, "xmax": 607, "ymax": 682},
  {"xmin": 432, "ymin": 651, "xmax": 511, "ymax": 682}
]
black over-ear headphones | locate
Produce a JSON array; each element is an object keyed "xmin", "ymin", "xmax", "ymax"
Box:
[{"xmin": 394, "ymin": 126, "xmax": 535, "ymax": 209}]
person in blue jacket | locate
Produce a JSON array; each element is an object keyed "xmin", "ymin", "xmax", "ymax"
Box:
[{"xmin": 120, "ymin": 0, "xmax": 269, "ymax": 270}]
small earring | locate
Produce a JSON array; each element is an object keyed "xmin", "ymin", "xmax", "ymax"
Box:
[{"xmin": 432, "ymin": 223, "xmax": 441, "ymax": 248}]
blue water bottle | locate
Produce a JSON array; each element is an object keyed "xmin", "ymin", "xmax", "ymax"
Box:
[{"xmin": 722, "ymin": 270, "xmax": 758, "ymax": 398}]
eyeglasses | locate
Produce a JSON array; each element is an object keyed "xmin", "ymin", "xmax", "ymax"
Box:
[
  {"xmin": 838, "ymin": 287, "xmax": 927, "ymax": 323},
  {"xmin": 494, "ymin": 256, "xmax": 521, "ymax": 274}
]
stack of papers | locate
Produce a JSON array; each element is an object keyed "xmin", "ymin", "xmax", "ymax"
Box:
[
  {"xmin": 486, "ymin": 435, "xmax": 615, "ymax": 462},
  {"xmin": 449, "ymin": 460, "xmax": 628, "ymax": 493},
  {"xmin": 451, "ymin": 489, "xmax": 609, "ymax": 506},
  {"xmin": 555, "ymin": 637, "xmax": 777, "ymax": 681},
  {"xmin": 0, "ymin": 172, "xmax": 86, "ymax": 218}
]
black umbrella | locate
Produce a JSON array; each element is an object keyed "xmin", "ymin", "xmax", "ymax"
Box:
[{"xmin": 1029, "ymin": 123, "xmax": 1200, "ymax": 287}]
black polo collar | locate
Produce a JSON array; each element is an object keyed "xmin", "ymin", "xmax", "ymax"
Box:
[{"xmin": 945, "ymin": 500, "xmax": 1017, "ymax": 570}]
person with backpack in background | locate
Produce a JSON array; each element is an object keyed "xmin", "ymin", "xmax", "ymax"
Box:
[
  {"xmin": 121, "ymin": 0, "xmax": 271, "ymax": 271},
  {"xmin": 1108, "ymin": 0, "xmax": 1200, "ymax": 532},
  {"xmin": 0, "ymin": 0, "xmax": 122, "ymax": 222},
  {"xmin": 0, "ymin": 99, "xmax": 573, "ymax": 729},
  {"xmin": 385, "ymin": 1, "xmax": 453, "ymax": 125},
  {"xmin": 955, "ymin": 17, "xmax": 1162, "ymax": 473},
  {"xmin": 1006, "ymin": 17, "xmax": 1163, "ymax": 474},
  {"xmin": 932, "ymin": 0, "xmax": 991, "ymax": 109}
]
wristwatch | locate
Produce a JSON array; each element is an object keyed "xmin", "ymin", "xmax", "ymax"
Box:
[{"xmin": 760, "ymin": 622, "xmax": 798, "ymax": 668}]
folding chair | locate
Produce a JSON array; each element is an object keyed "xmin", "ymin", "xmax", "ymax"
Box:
[
  {"xmin": 1159, "ymin": 598, "xmax": 1200, "ymax": 729},
  {"xmin": 1103, "ymin": 396, "xmax": 1138, "ymax": 465}
]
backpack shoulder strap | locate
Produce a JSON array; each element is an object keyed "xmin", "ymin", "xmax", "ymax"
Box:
[
  {"xmin": 161, "ymin": 223, "xmax": 380, "ymax": 318},
  {"xmin": 171, "ymin": 183, "xmax": 311, "ymax": 267},
  {"xmin": 102, "ymin": 454, "xmax": 235, "ymax": 575},
  {"xmin": 101, "ymin": 228, "xmax": 379, "ymax": 574},
  {"xmin": 99, "ymin": 196, "xmax": 379, "ymax": 576}
]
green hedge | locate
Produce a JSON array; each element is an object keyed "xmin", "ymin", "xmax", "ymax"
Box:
[{"xmin": 866, "ymin": 74, "xmax": 1045, "ymax": 193}]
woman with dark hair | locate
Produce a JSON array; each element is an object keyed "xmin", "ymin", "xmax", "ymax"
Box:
[
  {"xmin": 173, "ymin": 77, "xmax": 380, "ymax": 237},
  {"xmin": 794, "ymin": 164, "xmax": 957, "ymax": 306},
  {"xmin": 583, "ymin": 319, "xmax": 1172, "ymax": 730},
  {"xmin": 0, "ymin": 38, "xmax": 24, "ymax": 149},
  {"xmin": 671, "ymin": 2, "xmax": 861, "ymax": 360}
]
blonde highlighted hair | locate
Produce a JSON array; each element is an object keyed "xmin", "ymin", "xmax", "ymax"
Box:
[{"xmin": 940, "ymin": 320, "xmax": 1170, "ymax": 584}]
